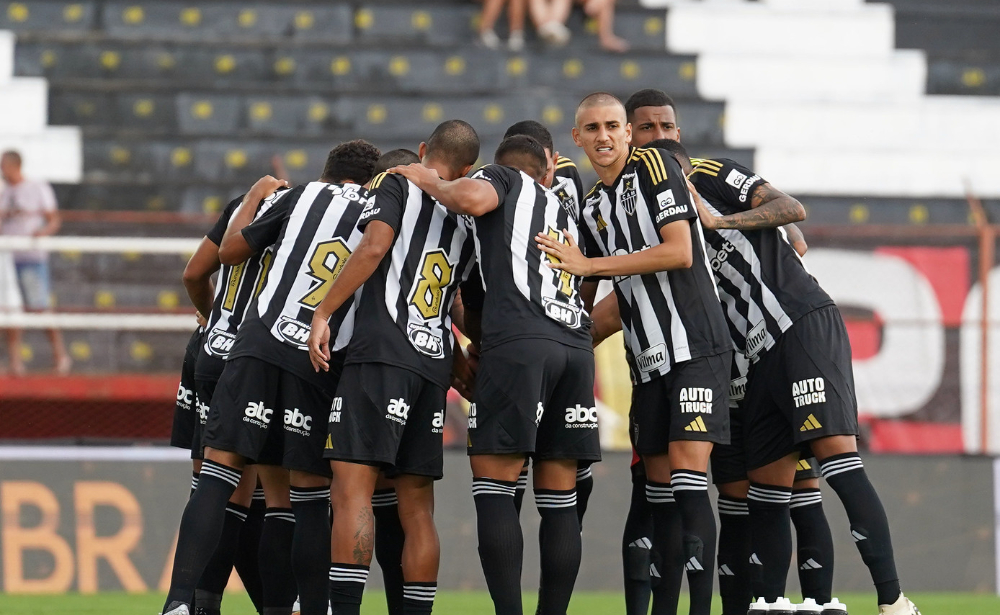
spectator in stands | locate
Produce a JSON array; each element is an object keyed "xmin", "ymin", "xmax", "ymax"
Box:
[
  {"xmin": 478, "ymin": 0, "xmax": 527, "ymax": 51},
  {"xmin": 0, "ymin": 150, "xmax": 71, "ymax": 375},
  {"xmin": 530, "ymin": 0, "xmax": 628, "ymax": 52}
]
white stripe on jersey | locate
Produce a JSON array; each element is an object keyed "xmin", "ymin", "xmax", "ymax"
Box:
[
  {"xmin": 509, "ymin": 178, "xmax": 536, "ymax": 302},
  {"xmin": 385, "ymin": 181, "xmax": 422, "ymax": 323}
]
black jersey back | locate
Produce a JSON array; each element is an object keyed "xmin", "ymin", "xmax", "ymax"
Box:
[
  {"xmin": 345, "ymin": 171, "xmax": 477, "ymax": 388},
  {"xmin": 689, "ymin": 158, "xmax": 834, "ymax": 359},
  {"xmin": 552, "ymin": 156, "xmax": 584, "ymax": 222},
  {"xmin": 229, "ymin": 182, "xmax": 369, "ymax": 392},
  {"xmin": 579, "ymin": 147, "xmax": 732, "ymax": 384},
  {"xmin": 464, "ymin": 164, "xmax": 592, "ymax": 351},
  {"xmin": 198, "ymin": 191, "xmax": 282, "ymax": 378}
]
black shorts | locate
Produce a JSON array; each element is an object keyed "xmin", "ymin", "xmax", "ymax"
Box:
[
  {"xmin": 202, "ymin": 356, "xmax": 335, "ymax": 478},
  {"xmin": 795, "ymin": 457, "xmax": 821, "ymax": 482},
  {"xmin": 630, "ymin": 352, "xmax": 732, "ymax": 456},
  {"xmin": 324, "ymin": 363, "xmax": 446, "ymax": 479},
  {"xmin": 745, "ymin": 306, "xmax": 859, "ymax": 470},
  {"xmin": 709, "ymin": 404, "xmax": 821, "ymax": 484},
  {"xmin": 170, "ymin": 329, "xmax": 202, "ymax": 451},
  {"xmin": 189, "ymin": 377, "xmax": 218, "ymax": 461},
  {"xmin": 467, "ymin": 339, "xmax": 601, "ymax": 463}
]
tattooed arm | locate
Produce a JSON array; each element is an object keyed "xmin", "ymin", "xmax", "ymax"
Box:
[{"xmin": 697, "ymin": 182, "xmax": 806, "ymax": 231}]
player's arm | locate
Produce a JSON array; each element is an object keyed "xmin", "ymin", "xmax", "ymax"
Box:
[
  {"xmin": 536, "ymin": 218, "xmax": 692, "ymax": 277},
  {"xmin": 218, "ymin": 175, "xmax": 288, "ymax": 264},
  {"xmin": 580, "ymin": 280, "xmax": 599, "ymax": 313},
  {"xmin": 390, "ymin": 163, "xmax": 502, "ymax": 217},
  {"xmin": 689, "ymin": 159, "xmax": 804, "ymax": 231},
  {"xmin": 783, "ymin": 223, "xmax": 808, "ymax": 257},
  {"xmin": 590, "ymin": 292, "xmax": 622, "ymax": 347},
  {"xmin": 458, "ymin": 267, "xmax": 484, "ymax": 350},
  {"xmin": 182, "ymin": 238, "xmax": 220, "ymax": 317}
]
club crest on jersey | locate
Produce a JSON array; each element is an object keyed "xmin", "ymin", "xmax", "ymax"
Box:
[
  {"xmin": 636, "ymin": 343, "xmax": 666, "ymax": 372},
  {"xmin": 553, "ymin": 183, "xmax": 578, "ymax": 222},
  {"xmin": 542, "ymin": 297, "xmax": 582, "ymax": 328},
  {"xmin": 407, "ymin": 324, "xmax": 446, "ymax": 359},
  {"xmin": 276, "ymin": 316, "xmax": 311, "ymax": 349},
  {"xmin": 620, "ymin": 174, "xmax": 638, "ymax": 215},
  {"xmin": 207, "ymin": 330, "xmax": 236, "ymax": 356}
]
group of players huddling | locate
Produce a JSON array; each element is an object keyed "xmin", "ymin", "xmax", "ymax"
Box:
[{"xmin": 163, "ymin": 89, "xmax": 921, "ymax": 615}]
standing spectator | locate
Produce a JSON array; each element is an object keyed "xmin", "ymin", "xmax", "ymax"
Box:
[
  {"xmin": 478, "ymin": 0, "xmax": 527, "ymax": 51},
  {"xmin": 0, "ymin": 150, "xmax": 71, "ymax": 375}
]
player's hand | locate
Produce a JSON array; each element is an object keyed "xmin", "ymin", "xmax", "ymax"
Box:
[
  {"xmin": 686, "ymin": 178, "xmax": 717, "ymax": 231},
  {"xmin": 388, "ymin": 163, "xmax": 438, "ymax": 189},
  {"xmin": 451, "ymin": 344, "xmax": 477, "ymax": 401},
  {"xmin": 535, "ymin": 229, "xmax": 592, "ymax": 277},
  {"xmin": 195, "ymin": 311, "xmax": 208, "ymax": 328},
  {"xmin": 308, "ymin": 317, "xmax": 331, "ymax": 372},
  {"xmin": 250, "ymin": 174, "xmax": 289, "ymax": 198}
]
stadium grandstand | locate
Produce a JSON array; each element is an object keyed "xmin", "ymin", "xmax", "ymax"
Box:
[{"xmin": 1, "ymin": 0, "xmax": 1000, "ymax": 612}]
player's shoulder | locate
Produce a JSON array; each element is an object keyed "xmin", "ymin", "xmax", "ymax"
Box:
[
  {"xmin": 370, "ymin": 171, "xmax": 405, "ymax": 191},
  {"xmin": 555, "ymin": 156, "xmax": 578, "ymax": 172},
  {"xmin": 584, "ymin": 180, "xmax": 603, "ymax": 202},
  {"xmin": 629, "ymin": 147, "xmax": 670, "ymax": 184}
]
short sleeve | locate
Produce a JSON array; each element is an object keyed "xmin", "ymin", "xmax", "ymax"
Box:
[
  {"xmin": 636, "ymin": 147, "xmax": 696, "ymax": 232},
  {"xmin": 241, "ymin": 186, "xmax": 299, "ymax": 253},
  {"xmin": 361, "ymin": 172, "xmax": 407, "ymax": 234},
  {"xmin": 205, "ymin": 196, "xmax": 243, "ymax": 246},
  {"xmin": 689, "ymin": 158, "xmax": 767, "ymax": 214},
  {"xmin": 471, "ymin": 164, "xmax": 515, "ymax": 206},
  {"xmin": 459, "ymin": 264, "xmax": 485, "ymax": 311}
]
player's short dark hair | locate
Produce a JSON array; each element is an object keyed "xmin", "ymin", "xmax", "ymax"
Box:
[
  {"xmin": 624, "ymin": 89, "xmax": 677, "ymax": 121},
  {"xmin": 321, "ymin": 140, "xmax": 381, "ymax": 185},
  {"xmin": 494, "ymin": 135, "xmax": 548, "ymax": 183},
  {"xmin": 503, "ymin": 120, "xmax": 554, "ymax": 153},
  {"xmin": 1, "ymin": 150, "xmax": 22, "ymax": 166},
  {"xmin": 644, "ymin": 139, "xmax": 691, "ymax": 173},
  {"xmin": 374, "ymin": 148, "xmax": 419, "ymax": 174},
  {"xmin": 425, "ymin": 119, "xmax": 480, "ymax": 172}
]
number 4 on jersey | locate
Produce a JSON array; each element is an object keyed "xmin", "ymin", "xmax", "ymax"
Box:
[{"xmin": 544, "ymin": 227, "xmax": 575, "ymax": 298}]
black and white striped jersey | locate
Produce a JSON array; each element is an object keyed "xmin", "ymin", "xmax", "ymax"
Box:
[
  {"xmin": 196, "ymin": 191, "xmax": 283, "ymax": 380},
  {"xmin": 689, "ymin": 158, "xmax": 833, "ymax": 360},
  {"xmin": 552, "ymin": 156, "xmax": 584, "ymax": 222},
  {"xmin": 228, "ymin": 182, "xmax": 369, "ymax": 392},
  {"xmin": 345, "ymin": 171, "xmax": 477, "ymax": 389},
  {"xmin": 461, "ymin": 164, "xmax": 592, "ymax": 351},
  {"xmin": 729, "ymin": 351, "xmax": 749, "ymax": 409},
  {"xmin": 579, "ymin": 147, "xmax": 732, "ymax": 384}
]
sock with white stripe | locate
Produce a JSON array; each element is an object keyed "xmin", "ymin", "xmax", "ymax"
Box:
[
  {"xmin": 513, "ymin": 466, "xmax": 529, "ymax": 516},
  {"xmin": 820, "ymin": 452, "xmax": 900, "ymax": 605},
  {"xmin": 373, "ymin": 489, "xmax": 405, "ymax": 615},
  {"xmin": 747, "ymin": 483, "xmax": 792, "ymax": 602},
  {"xmin": 716, "ymin": 496, "xmax": 751, "ymax": 615},
  {"xmin": 402, "ymin": 582, "xmax": 436, "ymax": 614},
  {"xmin": 670, "ymin": 470, "xmax": 715, "ymax": 615},
  {"xmin": 575, "ymin": 465, "xmax": 594, "ymax": 528},
  {"xmin": 233, "ymin": 489, "xmax": 266, "ymax": 614},
  {"xmin": 622, "ymin": 476, "xmax": 653, "ymax": 615},
  {"xmin": 195, "ymin": 502, "xmax": 250, "ymax": 614},
  {"xmin": 329, "ymin": 564, "xmax": 369, "ymax": 615},
  {"xmin": 162, "ymin": 459, "xmax": 241, "ymax": 611},
  {"xmin": 291, "ymin": 487, "xmax": 332, "ymax": 615},
  {"xmin": 535, "ymin": 488, "xmax": 582, "ymax": 615},
  {"xmin": 260, "ymin": 507, "xmax": 297, "ymax": 614},
  {"xmin": 190, "ymin": 472, "xmax": 200, "ymax": 497},
  {"xmin": 790, "ymin": 487, "xmax": 834, "ymax": 604},
  {"xmin": 472, "ymin": 478, "xmax": 523, "ymax": 615},
  {"xmin": 645, "ymin": 481, "xmax": 683, "ymax": 615}
]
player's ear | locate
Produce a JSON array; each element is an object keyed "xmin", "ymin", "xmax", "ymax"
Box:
[
  {"xmin": 459, "ymin": 163, "xmax": 473, "ymax": 178},
  {"xmin": 571, "ymin": 127, "xmax": 582, "ymax": 147},
  {"xmin": 625, "ymin": 122, "xmax": 633, "ymax": 145},
  {"xmin": 418, "ymin": 142, "xmax": 428, "ymax": 160},
  {"xmin": 676, "ymin": 127, "xmax": 682, "ymax": 143}
]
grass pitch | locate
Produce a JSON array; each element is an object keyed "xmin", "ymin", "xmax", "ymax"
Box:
[{"xmin": 1, "ymin": 591, "xmax": 999, "ymax": 614}]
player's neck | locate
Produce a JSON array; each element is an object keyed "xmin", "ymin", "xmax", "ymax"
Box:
[
  {"xmin": 422, "ymin": 158, "xmax": 451, "ymax": 182},
  {"xmin": 594, "ymin": 148, "xmax": 630, "ymax": 187}
]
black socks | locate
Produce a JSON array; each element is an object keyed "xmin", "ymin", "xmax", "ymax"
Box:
[
  {"xmin": 402, "ymin": 582, "xmax": 437, "ymax": 615},
  {"xmin": 716, "ymin": 496, "xmax": 751, "ymax": 615},
  {"xmin": 260, "ymin": 507, "xmax": 297, "ymax": 614},
  {"xmin": 329, "ymin": 563, "xmax": 369, "ymax": 615},
  {"xmin": 195, "ymin": 502, "xmax": 249, "ymax": 614},
  {"xmin": 163, "ymin": 460, "xmax": 240, "ymax": 611},
  {"xmin": 622, "ymin": 476, "xmax": 653, "ymax": 615},
  {"xmin": 671, "ymin": 470, "xmax": 716, "ymax": 615},
  {"xmin": 513, "ymin": 466, "xmax": 529, "ymax": 516},
  {"xmin": 791, "ymin": 487, "xmax": 834, "ymax": 604},
  {"xmin": 234, "ymin": 489, "xmax": 265, "ymax": 613},
  {"xmin": 645, "ymin": 481, "xmax": 683, "ymax": 615},
  {"xmin": 373, "ymin": 488, "xmax": 406, "ymax": 615},
  {"xmin": 535, "ymin": 488, "xmax": 581, "ymax": 615},
  {"xmin": 291, "ymin": 486, "xmax": 332, "ymax": 615},
  {"xmin": 473, "ymin": 478, "xmax": 523, "ymax": 615},
  {"xmin": 821, "ymin": 453, "xmax": 901, "ymax": 605},
  {"xmin": 748, "ymin": 483, "xmax": 792, "ymax": 602},
  {"xmin": 575, "ymin": 466, "xmax": 594, "ymax": 528}
]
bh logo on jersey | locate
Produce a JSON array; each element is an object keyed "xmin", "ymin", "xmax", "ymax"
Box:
[
  {"xmin": 329, "ymin": 397, "xmax": 343, "ymax": 424},
  {"xmin": 408, "ymin": 323, "xmax": 445, "ymax": 359},
  {"xmin": 386, "ymin": 398, "xmax": 410, "ymax": 426},
  {"xmin": 710, "ymin": 241, "xmax": 736, "ymax": 272},
  {"xmin": 543, "ymin": 297, "xmax": 582, "ymax": 328},
  {"xmin": 432, "ymin": 410, "xmax": 445, "ymax": 434},
  {"xmin": 636, "ymin": 343, "xmax": 667, "ymax": 373},
  {"xmin": 564, "ymin": 404, "xmax": 598, "ymax": 429},
  {"xmin": 792, "ymin": 378, "xmax": 827, "ymax": 408},
  {"xmin": 276, "ymin": 316, "xmax": 311, "ymax": 349},
  {"xmin": 620, "ymin": 174, "xmax": 638, "ymax": 215},
  {"xmin": 244, "ymin": 401, "xmax": 273, "ymax": 428},
  {"xmin": 284, "ymin": 408, "xmax": 312, "ymax": 436},
  {"xmin": 468, "ymin": 403, "xmax": 477, "ymax": 429},
  {"xmin": 679, "ymin": 388, "xmax": 713, "ymax": 414},
  {"xmin": 208, "ymin": 330, "xmax": 236, "ymax": 356},
  {"xmin": 197, "ymin": 397, "xmax": 210, "ymax": 425},
  {"xmin": 176, "ymin": 383, "xmax": 194, "ymax": 411}
]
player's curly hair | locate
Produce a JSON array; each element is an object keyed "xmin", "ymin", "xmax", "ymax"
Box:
[
  {"xmin": 494, "ymin": 135, "xmax": 548, "ymax": 183},
  {"xmin": 321, "ymin": 139, "xmax": 381, "ymax": 185}
]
